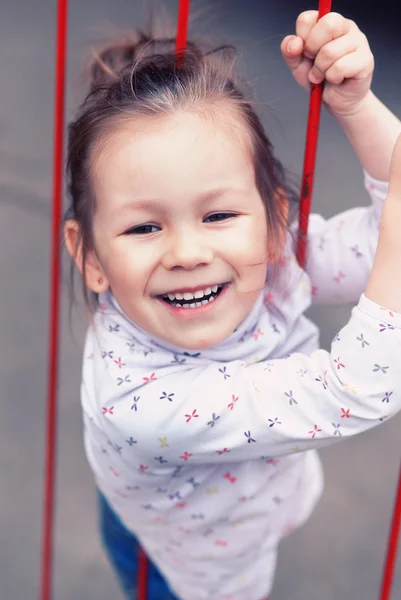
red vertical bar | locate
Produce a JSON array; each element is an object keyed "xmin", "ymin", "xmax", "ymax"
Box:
[
  {"xmin": 380, "ymin": 466, "xmax": 401, "ymax": 600},
  {"xmin": 296, "ymin": 0, "xmax": 332, "ymax": 267},
  {"xmin": 137, "ymin": 547, "xmax": 149, "ymax": 600},
  {"xmin": 296, "ymin": 2, "xmax": 401, "ymax": 599},
  {"xmin": 40, "ymin": 1, "xmax": 68, "ymax": 599},
  {"xmin": 175, "ymin": 0, "xmax": 191, "ymax": 67},
  {"xmin": 176, "ymin": 0, "xmax": 191, "ymax": 55}
]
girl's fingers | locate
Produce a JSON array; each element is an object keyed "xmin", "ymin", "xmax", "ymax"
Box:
[
  {"xmin": 281, "ymin": 35, "xmax": 313, "ymax": 89},
  {"xmin": 308, "ymin": 33, "xmax": 362, "ymax": 83},
  {"xmin": 283, "ymin": 11, "xmax": 372, "ymax": 91},
  {"xmin": 303, "ymin": 13, "xmax": 352, "ymax": 59},
  {"xmin": 323, "ymin": 49, "xmax": 374, "ymax": 85},
  {"xmin": 280, "ymin": 35, "xmax": 305, "ymax": 70},
  {"xmin": 295, "ymin": 10, "xmax": 319, "ymax": 43}
]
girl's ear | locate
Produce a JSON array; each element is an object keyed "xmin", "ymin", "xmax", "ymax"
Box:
[
  {"xmin": 266, "ymin": 189, "xmax": 289, "ymax": 264},
  {"xmin": 64, "ymin": 219, "xmax": 110, "ymax": 293}
]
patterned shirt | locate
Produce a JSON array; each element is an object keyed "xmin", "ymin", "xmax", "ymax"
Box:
[{"xmin": 81, "ymin": 172, "xmax": 401, "ymax": 600}]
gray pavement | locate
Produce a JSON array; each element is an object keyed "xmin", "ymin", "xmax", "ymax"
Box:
[{"xmin": 1, "ymin": 1, "xmax": 400, "ymax": 599}]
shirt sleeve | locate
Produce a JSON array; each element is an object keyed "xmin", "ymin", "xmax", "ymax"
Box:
[
  {"xmin": 100, "ymin": 295, "xmax": 401, "ymax": 466},
  {"xmin": 301, "ymin": 171, "xmax": 388, "ymax": 305}
]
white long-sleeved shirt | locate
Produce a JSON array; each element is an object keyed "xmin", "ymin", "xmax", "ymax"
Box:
[{"xmin": 81, "ymin": 172, "xmax": 401, "ymax": 600}]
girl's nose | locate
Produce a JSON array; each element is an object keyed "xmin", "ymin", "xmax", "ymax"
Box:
[{"xmin": 161, "ymin": 229, "xmax": 214, "ymax": 271}]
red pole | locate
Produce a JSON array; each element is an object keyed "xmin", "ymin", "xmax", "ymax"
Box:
[
  {"xmin": 296, "ymin": 1, "xmax": 401, "ymax": 598},
  {"xmin": 379, "ymin": 466, "xmax": 401, "ymax": 600},
  {"xmin": 137, "ymin": 548, "xmax": 149, "ymax": 600},
  {"xmin": 296, "ymin": 0, "xmax": 332, "ymax": 267},
  {"xmin": 176, "ymin": 0, "xmax": 191, "ymax": 55},
  {"xmin": 40, "ymin": 1, "xmax": 68, "ymax": 599}
]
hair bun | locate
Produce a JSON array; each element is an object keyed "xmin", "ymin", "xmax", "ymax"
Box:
[
  {"xmin": 90, "ymin": 32, "xmax": 151, "ymax": 89},
  {"xmin": 89, "ymin": 28, "xmax": 202, "ymax": 91}
]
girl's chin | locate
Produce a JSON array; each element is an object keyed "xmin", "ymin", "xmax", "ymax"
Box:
[
  {"xmin": 160, "ymin": 329, "xmax": 231, "ymax": 350},
  {"xmin": 155, "ymin": 317, "xmax": 238, "ymax": 350}
]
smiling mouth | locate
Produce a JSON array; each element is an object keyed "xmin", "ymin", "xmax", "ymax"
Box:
[{"xmin": 159, "ymin": 284, "xmax": 228, "ymax": 308}]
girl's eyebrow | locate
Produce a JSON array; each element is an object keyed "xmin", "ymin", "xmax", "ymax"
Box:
[{"xmin": 113, "ymin": 187, "xmax": 248, "ymax": 216}]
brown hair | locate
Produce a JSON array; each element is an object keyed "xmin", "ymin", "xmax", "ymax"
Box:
[{"xmin": 65, "ymin": 26, "xmax": 298, "ymax": 310}]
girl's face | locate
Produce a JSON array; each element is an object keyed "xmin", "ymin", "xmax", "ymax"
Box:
[{"xmin": 89, "ymin": 110, "xmax": 270, "ymax": 349}]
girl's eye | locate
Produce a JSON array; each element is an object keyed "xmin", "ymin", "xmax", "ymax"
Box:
[
  {"xmin": 204, "ymin": 212, "xmax": 237, "ymax": 223},
  {"xmin": 124, "ymin": 224, "xmax": 161, "ymax": 235}
]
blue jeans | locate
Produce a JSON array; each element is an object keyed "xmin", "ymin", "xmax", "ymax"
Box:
[{"xmin": 98, "ymin": 492, "xmax": 179, "ymax": 599}]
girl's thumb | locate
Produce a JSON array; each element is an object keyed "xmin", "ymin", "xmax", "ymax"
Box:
[{"xmin": 280, "ymin": 35, "xmax": 304, "ymax": 71}]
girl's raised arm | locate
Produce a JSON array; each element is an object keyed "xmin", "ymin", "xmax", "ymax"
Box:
[{"xmin": 366, "ymin": 134, "xmax": 401, "ymax": 313}]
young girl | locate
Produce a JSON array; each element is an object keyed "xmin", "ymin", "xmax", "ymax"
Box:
[{"xmin": 65, "ymin": 9, "xmax": 401, "ymax": 600}]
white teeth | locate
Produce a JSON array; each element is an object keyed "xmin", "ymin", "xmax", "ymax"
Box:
[
  {"xmin": 189, "ymin": 304, "xmax": 196, "ymax": 309},
  {"xmin": 195, "ymin": 302, "xmax": 202, "ymax": 307},
  {"xmin": 201, "ymin": 299, "xmax": 208, "ymax": 305},
  {"xmin": 182, "ymin": 303, "xmax": 190, "ymax": 309},
  {"xmin": 163, "ymin": 284, "xmax": 225, "ymax": 302}
]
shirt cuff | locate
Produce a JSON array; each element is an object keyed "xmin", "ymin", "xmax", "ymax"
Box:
[
  {"xmin": 358, "ymin": 293, "xmax": 401, "ymax": 328},
  {"xmin": 363, "ymin": 170, "xmax": 389, "ymax": 202}
]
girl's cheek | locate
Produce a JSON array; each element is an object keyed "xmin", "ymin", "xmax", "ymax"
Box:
[
  {"xmin": 114, "ymin": 244, "xmax": 162, "ymax": 287},
  {"xmin": 230, "ymin": 221, "xmax": 268, "ymax": 260}
]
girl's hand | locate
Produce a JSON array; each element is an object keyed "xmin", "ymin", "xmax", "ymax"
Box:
[{"xmin": 281, "ymin": 11, "xmax": 374, "ymax": 117}]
